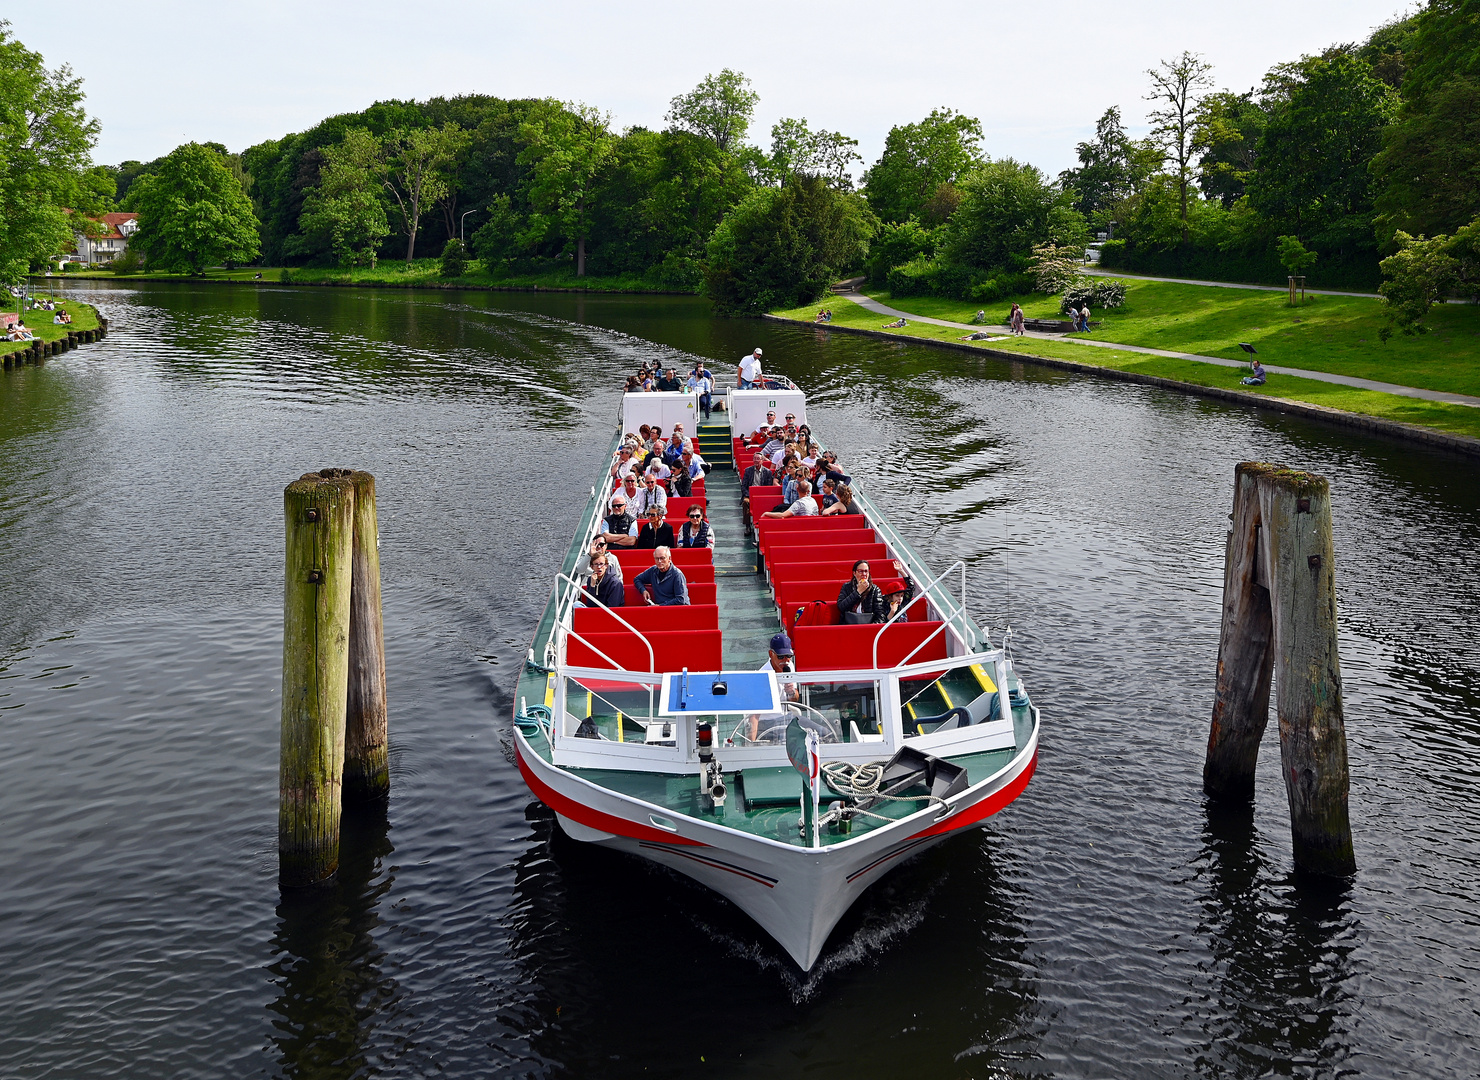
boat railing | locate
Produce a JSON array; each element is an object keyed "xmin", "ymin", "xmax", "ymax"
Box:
[
  {"xmin": 849, "ymin": 485, "xmax": 983, "ymax": 652},
  {"xmin": 552, "ymin": 569, "xmax": 656, "ymax": 673},
  {"xmin": 872, "ymin": 559, "xmax": 972, "ymax": 669}
]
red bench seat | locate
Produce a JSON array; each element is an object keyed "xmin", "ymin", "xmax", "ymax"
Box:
[
  {"xmin": 768, "ymin": 545, "xmax": 890, "ymax": 577},
  {"xmin": 790, "ymin": 621, "xmax": 949, "ymax": 671},
  {"xmin": 611, "ymin": 546, "xmax": 711, "ymax": 567},
  {"xmin": 573, "ymin": 603, "xmax": 719, "ymax": 633},
  {"xmin": 566, "ymin": 628, "xmax": 723, "ymax": 671},
  {"xmin": 624, "ymin": 583, "xmax": 716, "ymax": 606},
  {"xmin": 762, "ymin": 528, "xmax": 875, "ymax": 556}
]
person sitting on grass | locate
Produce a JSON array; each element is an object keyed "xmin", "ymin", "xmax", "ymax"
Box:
[
  {"xmin": 883, "ymin": 317, "xmax": 907, "ymax": 328},
  {"xmin": 1241, "ymin": 359, "xmax": 1267, "ymax": 386},
  {"xmin": 762, "ymin": 478, "xmax": 817, "ymax": 519},
  {"xmin": 634, "ymin": 546, "xmax": 689, "ymax": 606}
]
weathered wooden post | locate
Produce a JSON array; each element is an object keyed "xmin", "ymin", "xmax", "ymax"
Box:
[
  {"xmin": 1206, "ymin": 462, "xmax": 1355, "ymax": 876},
  {"xmin": 343, "ymin": 469, "xmax": 389, "ymax": 802},
  {"xmin": 279, "ymin": 472, "xmax": 357, "ymax": 887}
]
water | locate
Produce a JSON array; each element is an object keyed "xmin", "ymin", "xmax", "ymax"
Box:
[{"xmin": 2, "ymin": 280, "xmax": 1478, "ymax": 1079}]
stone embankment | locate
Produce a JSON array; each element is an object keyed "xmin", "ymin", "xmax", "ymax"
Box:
[{"xmin": 1, "ymin": 317, "xmax": 109, "ymax": 370}]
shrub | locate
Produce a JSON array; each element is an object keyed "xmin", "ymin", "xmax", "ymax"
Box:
[
  {"xmin": 279, "ymin": 268, "xmax": 294, "ymax": 284},
  {"xmin": 1029, "ymin": 243, "xmax": 1084, "ymax": 293},
  {"xmin": 646, "ymin": 251, "xmax": 703, "ymax": 292},
  {"xmin": 1060, "ymin": 276, "xmax": 1127, "ymax": 313},
  {"xmin": 440, "ymin": 238, "xmax": 470, "ymax": 278},
  {"xmin": 111, "ymin": 249, "xmax": 143, "ymax": 274}
]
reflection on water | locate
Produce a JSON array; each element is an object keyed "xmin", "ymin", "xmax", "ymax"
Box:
[{"xmin": 1, "ymin": 279, "xmax": 1478, "ymax": 1078}]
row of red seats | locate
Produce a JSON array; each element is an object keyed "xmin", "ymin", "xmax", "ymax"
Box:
[{"xmin": 748, "ymin": 487, "xmax": 948, "ymax": 672}]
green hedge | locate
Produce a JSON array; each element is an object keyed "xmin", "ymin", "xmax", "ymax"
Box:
[
  {"xmin": 885, "ymin": 258, "xmax": 1034, "ymax": 301},
  {"xmin": 1097, "ymin": 241, "xmax": 1382, "ymax": 291}
]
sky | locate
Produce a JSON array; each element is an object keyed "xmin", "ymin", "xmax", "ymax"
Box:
[{"xmin": 11, "ymin": 0, "xmax": 1413, "ymax": 178}]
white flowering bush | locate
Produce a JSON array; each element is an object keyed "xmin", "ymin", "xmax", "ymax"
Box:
[{"xmin": 1060, "ymin": 277, "xmax": 1127, "ymax": 314}]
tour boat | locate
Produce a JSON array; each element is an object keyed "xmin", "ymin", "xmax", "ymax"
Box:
[{"xmin": 511, "ymin": 381, "xmax": 1040, "ymax": 970}]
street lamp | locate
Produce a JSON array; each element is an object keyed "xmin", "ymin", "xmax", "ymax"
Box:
[{"xmin": 460, "ymin": 209, "xmax": 479, "ymax": 243}]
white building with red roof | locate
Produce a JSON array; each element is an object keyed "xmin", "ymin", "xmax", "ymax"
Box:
[{"xmin": 74, "ymin": 212, "xmax": 140, "ymax": 265}]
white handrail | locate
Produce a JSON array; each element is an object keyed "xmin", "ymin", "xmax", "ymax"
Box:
[
  {"xmin": 555, "ymin": 569, "xmax": 655, "ymax": 672},
  {"xmin": 871, "ymin": 559, "xmax": 969, "ymax": 668}
]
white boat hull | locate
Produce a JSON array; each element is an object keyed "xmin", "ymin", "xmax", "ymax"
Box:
[{"xmin": 516, "ymin": 727, "xmax": 1039, "ymax": 970}]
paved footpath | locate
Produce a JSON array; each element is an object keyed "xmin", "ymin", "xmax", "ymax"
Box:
[{"xmin": 837, "ymin": 289, "xmax": 1480, "ymax": 409}]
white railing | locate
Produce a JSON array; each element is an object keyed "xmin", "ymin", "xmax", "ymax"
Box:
[{"xmin": 871, "ymin": 559, "xmax": 973, "ymax": 669}]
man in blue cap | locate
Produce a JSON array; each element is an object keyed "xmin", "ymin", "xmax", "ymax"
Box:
[{"xmin": 745, "ymin": 633, "xmax": 800, "ymax": 741}]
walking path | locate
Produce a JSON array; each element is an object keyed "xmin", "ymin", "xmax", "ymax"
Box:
[
  {"xmin": 1077, "ymin": 268, "xmax": 1382, "ymax": 299},
  {"xmin": 836, "ymin": 290, "xmax": 1480, "ymax": 408}
]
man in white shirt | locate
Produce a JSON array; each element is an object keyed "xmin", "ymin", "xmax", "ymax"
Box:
[
  {"xmin": 632, "ymin": 471, "xmax": 668, "ymax": 517},
  {"xmin": 762, "ymin": 479, "xmax": 817, "ymax": 519},
  {"xmin": 738, "ymin": 347, "xmax": 763, "ymax": 389},
  {"xmin": 752, "ymin": 410, "xmax": 777, "ymax": 439}
]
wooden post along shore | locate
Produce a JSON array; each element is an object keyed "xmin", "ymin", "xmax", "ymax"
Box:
[
  {"xmin": 279, "ymin": 469, "xmax": 388, "ymax": 889},
  {"xmin": 1205, "ymin": 462, "xmax": 1355, "ymax": 876}
]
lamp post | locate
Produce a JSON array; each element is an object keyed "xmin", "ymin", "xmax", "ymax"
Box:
[{"xmin": 460, "ymin": 209, "xmax": 479, "ymax": 244}]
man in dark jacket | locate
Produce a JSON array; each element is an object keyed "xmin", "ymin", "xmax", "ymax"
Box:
[{"xmin": 634, "ymin": 546, "xmax": 689, "ymax": 605}]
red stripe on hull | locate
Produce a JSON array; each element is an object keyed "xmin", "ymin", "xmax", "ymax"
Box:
[
  {"xmin": 907, "ymin": 748, "xmax": 1038, "ymax": 840},
  {"xmin": 517, "ymin": 741, "xmax": 707, "ymax": 847}
]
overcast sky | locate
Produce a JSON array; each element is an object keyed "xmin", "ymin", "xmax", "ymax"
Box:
[{"xmin": 12, "ymin": 0, "xmax": 1411, "ymax": 178}]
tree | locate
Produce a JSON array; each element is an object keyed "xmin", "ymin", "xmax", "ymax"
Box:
[
  {"xmin": 1276, "ymin": 234, "xmax": 1317, "ymax": 277},
  {"xmin": 1145, "ymin": 51, "xmax": 1215, "ymax": 241},
  {"xmin": 1372, "ymin": 0, "xmax": 1480, "ymax": 243},
  {"xmin": 862, "ymin": 108, "xmax": 985, "ymax": 223},
  {"xmin": 298, "ymin": 128, "xmax": 388, "ymax": 267},
  {"xmin": 1193, "ymin": 91, "xmax": 1267, "ymax": 207},
  {"xmin": 664, "ymin": 69, "xmax": 758, "ymax": 153},
  {"xmin": 1060, "ymin": 106, "xmax": 1156, "ymax": 221},
  {"xmin": 767, "ymin": 118, "xmax": 862, "ymax": 188},
  {"xmin": 1377, "ymin": 230, "xmax": 1458, "ymax": 340},
  {"xmin": 0, "ymin": 21, "xmax": 103, "ymax": 283},
  {"xmin": 704, "ymin": 176, "xmax": 876, "ymax": 315},
  {"xmin": 380, "ymin": 123, "xmax": 470, "ymax": 265},
  {"xmin": 1248, "ymin": 53, "xmax": 1395, "ymax": 252},
  {"xmin": 468, "ymin": 193, "xmax": 526, "ymax": 268},
  {"xmin": 517, "ymin": 101, "xmax": 613, "ymax": 275},
  {"xmin": 128, "ymin": 143, "xmax": 260, "ymax": 273},
  {"xmin": 940, "ymin": 159, "xmax": 1086, "ymax": 273},
  {"xmin": 440, "ymin": 237, "xmax": 469, "ymax": 277}
]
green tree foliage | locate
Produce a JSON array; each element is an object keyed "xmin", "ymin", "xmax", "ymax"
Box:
[
  {"xmin": 664, "ymin": 69, "xmax": 758, "ymax": 153},
  {"xmin": 1248, "ymin": 52, "xmax": 1395, "ymax": 252},
  {"xmin": 469, "ymin": 193, "xmax": 525, "ymax": 267},
  {"xmin": 1378, "ymin": 230, "xmax": 1459, "ymax": 339},
  {"xmin": 1372, "ymin": 0, "xmax": 1480, "ymax": 243},
  {"xmin": 0, "ymin": 21, "xmax": 103, "ymax": 283},
  {"xmin": 1030, "ymin": 242, "xmax": 1084, "ymax": 293},
  {"xmin": 862, "ymin": 108, "xmax": 984, "ymax": 223},
  {"xmin": 128, "ymin": 143, "xmax": 261, "ymax": 273},
  {"xmin": 380, "ymin": 123, "xmax": 470, "ymax": 266},
  {"xmin": 1144, "ymin": 51, "xmax": 1215, "ymax": 241},
  {"xmin": 704, "ymin": 177, "xmax": 877, "ymax": 314},
  {"xmin": 1059, "ymin": 107, "xmax": 1158, "ymax": 223},
  {"xmin": 297, "ymin": 128, "xmax": 388, "ymax": 267},
  {"xmin": 767, "ymin": 118, "xmax": 862, "ymax": 188},
  {"xmin": 940, "ymin": 159, "xmax": 1086, "ymax": 273},
  {"xmin": 1193, "ymin": 92, "xmax": 1267, "ymax": 207},
  {"xmin": 440, "ymin": 237, "xmax": 469, "ymax": 277},
  {"xmin": 1276, "ymin": 234, "xmax": 1317, "ymax": 276},
  {"xmin": 864, "ymin": 219, "xmax": 936, "ymax": 283},
  {"xmin": 518, "ymin": 102, "xmax": 612, "ymax": 275}
]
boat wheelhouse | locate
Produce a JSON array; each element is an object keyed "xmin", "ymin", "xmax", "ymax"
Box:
[{"xmin": 512, "ymin": 381, "xmax": 1039, "ymax": 970}]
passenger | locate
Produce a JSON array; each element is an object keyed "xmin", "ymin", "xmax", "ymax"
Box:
[
  {"xmin": 881, "ymin": 567, "xmax": 917, "ymax": 622},
  {"xmin": 638, "ymin": 423, "xmax": 653, "ymax": 443},
  {"xmin": 762, "ymin": 479, "xmax": 817, "ymax": 519},
  {"xmin": 753, "ymin": 410, "xmax": 777, "ymax": 439},
  {"xmin": 625, "ymin": 376, "xmax": 641, "ymax": 393},
  {"xmin": 769, "ymin": 440, "xmax": 793, "ymax": 471},
  {"xmin": 632, "ymin": 471, "xmax": 668, "ymax": 518},
  {"xmin": 598, "ymin": 494, "xmax": 640, "ymax": 547},
  {"xmin": 738, "ymin": 347, "xmax": 763, "ymax": 390},
  {"xmin": 680, "ymin": 447, "xmax": 708, "ymax": 480},
  {"xmin": 778, "ymin": 458, "xmax": 801, "ymax": 504},
  {"xmin": 663, "ymin": 426, "xmax": 687, "ymax": 465},
  {"xmin": 574, "ymin": 536, "xmax": 623, "ymax": 582},
  {"xmin": 670, "ymin": 462, "xmax": 693, "ymax": 498},
  {"xmin": 578, "ymin": 552, "xmax": 625, "ymax": 608},
  {"xmin": 760, "ymin": 430, "xmax": 786, "ymax": 461},
  {"xmin": 635, "ymin": 504, "xmax": 676, "ymax": 549},
  {"xmin": 745, "ymin": 633, "xmax": 801, "ymax": 741},
  {"xmin": 818, "ymin": 477, "xmax": 839, "ymax": 510},
  {"xmin": 822, "ymin": 482, "xmax": 864, "ymax": 517},
  {"xmin": 687, "ymin": 367, "xmax": 714, "ymax": 419},
  {"xmin": 610, "ymin": 444, "xmax": 639, "ymax": 481},
  {"xmin": 741, "ymin": 450, "xmax": 773, "ymax": 494},
  {"xmin": 784, "ymin": 412, "xmax": 797, "ymax": 428},
  {"xmin": 634, "ymin": 546, "xmax": 690, "ymax": 606},
  {"xmin": 619, "ymin": 473, "xmax": 642, "ymax": 511},
  {"xmin": 676, "ymin": 505, "xmax": 714, "ymax": 548},
  {"xmin": 837, "ymin": 560, "xmax": 887, "ymax": 623}
]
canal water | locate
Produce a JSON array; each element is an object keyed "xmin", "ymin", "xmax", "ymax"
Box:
[{"xmin": 1, "ymin": 281, "xmax": 1477, "ymax": 1079}]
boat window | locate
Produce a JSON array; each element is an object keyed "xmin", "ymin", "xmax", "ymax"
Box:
[
  {"xmin": 562, "ymin": 677, "xmax": 669, "ymax": 743},
  {"xmin": 720, "ymin": 676, "xmax": 883, "ymax": 747}
]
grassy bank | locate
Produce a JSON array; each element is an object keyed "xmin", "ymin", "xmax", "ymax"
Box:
[
  {"xmin": 52, "ymin": 260, "xmax": 693, "ymax": 293},
  {"xmin": 773, "ymin": 297, "xmax": 1480, "ymax": 442},
  {"xmin": 860, "ymin": 280, "xmax": 1480, "ymax": 401},
  {"xmin": 2, "ymin": 296, "xmax": 101, "ymax": 360}
]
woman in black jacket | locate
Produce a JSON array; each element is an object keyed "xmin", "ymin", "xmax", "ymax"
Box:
[
  {"xmin": 635, "ymin": 505, "xmax": 676, "ymax": 550},
  {"xmin": 837, "ymin": 560, "xmax": 887, "ymax": 624}
]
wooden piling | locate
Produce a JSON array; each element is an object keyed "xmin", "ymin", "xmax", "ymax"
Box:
[
  {"xmin": 279, "ymin": 472, "xmax": 357, "ymax": 887},
  {"xmin": 343, "ymin": 470, "xmax": 389, "ymax": 801},
  {"xmin": 1205, "ymin": 462, "xmax": 1355, "ymax": 876}
]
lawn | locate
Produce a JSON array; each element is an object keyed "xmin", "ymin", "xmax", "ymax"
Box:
[
  {"xmin": 1, "ymin": 295, "xmax": 101, "ymax": 360},
  {"xmin": 57, "ymin": 260, "xmax": 689, "ymax": 293},
  {"xmin": 771, "ymin": 298, "xmax": 1480, "ymax": 442},
  {"xmin": 859, "ymin": 280, "xmax": 1480, "ymax": 400}
]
